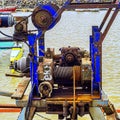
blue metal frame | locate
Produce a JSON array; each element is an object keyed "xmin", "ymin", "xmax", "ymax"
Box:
[
  {"xmin": 27, "ymin": 3, "xmax": 65, "ymax": 95},
  {"xmin": 90, "ymin": 26, "xmax": 101, "ymax": 96},
  {"xmin": 28, "ymin": 34, "xmax": 39, "ymax": 95}
]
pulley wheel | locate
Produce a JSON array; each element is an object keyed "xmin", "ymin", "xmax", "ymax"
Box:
[
  {"xmin": 15, "ymin": 23, "xmax": 24, "ymax": 32},
  {"xmin": 32, "ymin": 7, "xmax": 53, "ymax": 30}
]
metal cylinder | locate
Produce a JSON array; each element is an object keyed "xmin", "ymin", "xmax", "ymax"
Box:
[
  {"xmin": 0, "ymin": 13, "xmax": 14, "ymax": 27},
  {"xmin": 53, "ymin": 67, "xmax": 73, "ymax": 86},
  {"xmin": 14, "ymin": 57, "xmax": 30, "ymax": 73},
  {"xmin": 32, "ymin": 3, "xmax": 61, "ymax": 30},
  {"xmin": 53, "ymin": 66, "xmax": 81, "ymax": 86},
  {"xmin": 78, "ymin": 103, "xmax": 85, "ymax": 117},
  {"xmin": 38, "ymin": 81, "xmax": 53, "ymax": 98},
  {"xmin": 63, "ymin": 101, "xmax": 69, "ymax": 117}
]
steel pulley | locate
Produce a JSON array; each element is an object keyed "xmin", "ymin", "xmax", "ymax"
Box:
[{"xmin": 32, "ymin": 3, "xmax": 61, "ymax": 30}]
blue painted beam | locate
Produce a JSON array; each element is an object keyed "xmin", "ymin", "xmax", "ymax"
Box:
[
  {"xmin": 28, "ymin": 34, "xmax": 39, "ymax": 95},
  {"xmin": 90, "ymin": 26, "xmax": 101, "ymax": 95}
]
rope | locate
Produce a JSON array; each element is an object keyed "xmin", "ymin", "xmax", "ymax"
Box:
[{"xmin": 72, "ymin": 66, "xmax": 76, "ymax": 120}]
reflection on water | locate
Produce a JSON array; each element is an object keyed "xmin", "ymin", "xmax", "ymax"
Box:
[{"xmin": 0, "ymin": 10, "xmax": 120, "ymax": 119}]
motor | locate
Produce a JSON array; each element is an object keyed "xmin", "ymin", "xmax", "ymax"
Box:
[{"xmin": 0, "ymin": 12, "xmax": 14, "ymax": 27}]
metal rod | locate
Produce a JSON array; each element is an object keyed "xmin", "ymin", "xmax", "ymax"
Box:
[
  {"xmin": 72, "ymin": 67, "xmax": 76, "ymax": 119},
  {"xmin": 100, "ymin": 8, "xmax": 119, "ymax": 44},
  {"xmin": 99, "ymin": 8, "xmax": 112, "ymax": 31},
  {"xmin": 67, "ymin": 3, "xmax": 118, "ymax": 9},
  {"xmin": 99, "ymin": 0, "xmax": 117, "ymax": 31}
]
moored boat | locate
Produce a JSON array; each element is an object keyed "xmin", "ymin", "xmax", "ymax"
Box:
[{"xmin": 0, "ymin": 6, "xmax": 16, "ymax": 12}]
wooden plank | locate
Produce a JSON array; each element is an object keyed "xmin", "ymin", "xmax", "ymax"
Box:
[
  {"xmin": 0, "ymin": 91, "xmax": 13, "ymax": 97},
  {"xmin": 5, "ymin": 73, "xmax": 30, "ymax": 77},
  {"xmin": 5, "ymin": 73, "xmax": 24, "ymax": 77},
  {"xmin": 11, "ymin": 78, "xmax": 30, "ymax": 99},
  {"xmin": 16, "ymin": 95, "xmax": 28, "ymax": 107}
]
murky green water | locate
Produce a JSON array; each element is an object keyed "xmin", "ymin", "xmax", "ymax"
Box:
[{"xmin": 0, "ymin": 10, "xmax": 120, "ymax": 120}]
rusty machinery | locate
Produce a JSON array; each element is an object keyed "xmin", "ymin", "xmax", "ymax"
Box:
[
  {"xmin": 1, "ymin": 0, "xmax": 120, "ymax": 120},
  {"xmin": 16, "ymin": 1, "xmax": 120, "ymax": 120}
]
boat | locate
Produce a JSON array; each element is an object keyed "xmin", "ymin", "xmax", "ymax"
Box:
[
  {"xmin": 0, "ymin": 0, "xmax": 16, "ymax": 12},
  {"xmin": 0, "ymin": 6, "xmax": 16, "ymax": 12},
  {"xmin": 10, "ymin": 43, "xmax": 24, "ymax": 69}
]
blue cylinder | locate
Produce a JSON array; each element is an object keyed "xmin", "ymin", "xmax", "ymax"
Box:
[
  {"xmin": 32, "ymin": 3, "xmax": 61, "ymax": 30},
  {"xmin": 0, "ymin": 13, "xmax": 14, "ymax": 27}
]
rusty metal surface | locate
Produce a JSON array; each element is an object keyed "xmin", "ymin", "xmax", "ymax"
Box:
[
  {"xmin": 100, "ymin": 8, "xmax": 119, "ymax": 44},
  {"xmin": 11, "ymin": 78, "xmax": 30, "ymax": 99},
  {"xmin": 99, "ymin": 8, "xmax": 112, "ymax": 31},
  {"xmin": 66, "ymin": 3, "xmax": 118, "ymax": 9},
  {"xmin": 46, "ymin": 94, "xmax": 100, "ymax": 103},
  {"xmin": 14, "ymin": 1, "xmax": 120, "ymax": 119}
]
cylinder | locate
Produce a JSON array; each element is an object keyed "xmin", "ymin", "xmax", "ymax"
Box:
[
  {"xmin": 32, "ymin": 3, "xmax": 61, "ymax": 30},
  {"xmin": 14, "ymin": 57, "xmax": 30, "ymax": 73},
  {"xmin": 53, "ymin": 66, "xmax": 81, "ymax": 86},
  {"xmin": 38, "ymin": 81, "xmax": 53, "ymax": 98},
  {"xmin": 0, "ymin": 13, "xmax": 14, "ymax": 27}
]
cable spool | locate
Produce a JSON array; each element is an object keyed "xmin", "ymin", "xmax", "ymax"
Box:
[
  {"xmin": 32, "ymin": 3, "xmax": 61, "ymax": 30},
  {"xmin": 54, "ymin": 66, "xmax": 81, "ymax": 86}
]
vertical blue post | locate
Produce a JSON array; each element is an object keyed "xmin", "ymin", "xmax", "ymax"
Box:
[
  {"xmin": 90, "ymin": 26, "xmax": 101, "ymax": 95},
  {"xmin": 39, "ymin": 34, "xmax": 45, "ymax": 56},
  {"xmin": 28, "ymin": 34, "xmax": 39, "ymax": 95},
  {"xmin": 90, "ymin": 35, "xmax": 93, "ymax": 60},
  {"xmin": 94, "ymin": 32, "xmax": 101, "ymax": 83},
  {"xmin": 37, "ymin": 30, "xmax": 45, "ymax": 57}
]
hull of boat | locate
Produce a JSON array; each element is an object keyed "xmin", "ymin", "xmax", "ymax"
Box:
[{"xmin": 0, "ymin": 7, "xmax": 16, "ymax": 12}]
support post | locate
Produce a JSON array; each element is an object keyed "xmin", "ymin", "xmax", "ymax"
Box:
[
  {"xmin": 38, "ymin": 34, "xmax": 45, "ymax": 57},
  {"xmin": 28, "ymin": 34, "xmax": 39, "ymax": 95},
  {"xmin": 90, "ymin": 26, "xmax": 102, "ymax": 95},
  {"xmin": 100, "ymin": 7, "xmax": 120, "ymax": 44}
]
